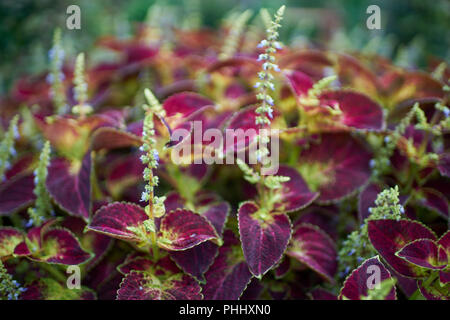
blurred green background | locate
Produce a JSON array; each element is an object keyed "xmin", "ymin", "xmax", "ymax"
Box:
[{"xmin": 1, "ymin": 0, "xmax": 449, "ymax": 94}]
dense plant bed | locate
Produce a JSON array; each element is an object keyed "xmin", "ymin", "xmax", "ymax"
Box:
[{"xmin": 0, "ymin": 6, "xmax": 449, "ymax": 300}]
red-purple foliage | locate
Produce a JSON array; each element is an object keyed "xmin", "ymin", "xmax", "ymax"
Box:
[{"xmin": 0, "ymin": 8, "xmax": 448, "ymax": 301}]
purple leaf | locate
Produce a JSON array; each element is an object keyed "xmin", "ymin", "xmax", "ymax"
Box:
[
  {"xmin": 274, "ymin": 257, "xmax": 291, "ymax": 279},
  {"xmin": 12, "ymin": 221, "xmax": 91, "ymax": 265},
  {"xmin": 224, "ymin": 105, "xmax": 276, "ymax": 154},
  {"xmin": 39, "ymin": 228, "xmax": 92, "ymax": 265},
  {"xmin": 368, "ymin": 219, "xmax": 437, "ymax": 277},
  {"xmin": 170, "ymin": 202, "xmax": 229, "ymax": 281},
  {"xmin": 203, "ymin": 231, "xmax": 253, "ymax": 300},
  {"xmin": 170, "ymin": 242, "xmax": 219, "ymax": 282},
  {"xmin": 158, "ymin": 209, "xmax": 219, "ymax": 251},
  {"xmin": 397, "ymin": 239, "xmax": 447, "ymax": 270},
  {"xmin": 91, "ymin": 127, "xmax": 141, "ymax": 151},
  {"xmin": 47, "ymin": 153, "xmax": 92, "ymax": 220},
  {"xmin": 0, "ymin": 174, "xmax": 35, "ymax": 216},
  {"xmin": 419, "ymin": 187, "xmax": 449, "ymax": 219},
  {"xmin": 287, "ymin": 223, "xmax": 337, "ymax": 282},
  {"xmin": 117, "ymin": 271, "xmax": 202, "ymax": 300},
  {"xmin": 284, "ymin": 70, "xmax": 314, "ymax": 96},
  {"xmin": 88, "ymin": 202, "xmax": 148, "ymax": 241},
  {"xmin": 298, "ymin": 133, "xmax": 372, "ymax": 203},
  {"xmin": 238, "ymin": 201, "xmax": 292, "ymax": 277},
  {"xmin": 272, "ymin": 165, "xmax": 318, "ymax": 213},
  {"xmin": 60, "ymin": 216, "xmax": 112, "ymax": 270},
  {"xmin": 339, "ymin": 256, "xmax": 396, "ymax": 300},
  {"xmin": 319, "ymin": 90, "xmax": 384, "ymax": 131}
]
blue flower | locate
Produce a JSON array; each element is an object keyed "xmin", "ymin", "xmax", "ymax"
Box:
[
  {"xmin": 140, "ymin": 192, "xmax": 148, "ymax": 202},
  {"xmin": 257, "ymin": 40, "xmax": 268, "ymax": 48},
  {"xmin": 152, "ymin": 150, "xmax": 160, "ymax": 163},
  {"xmin": 25, "ymin": 219, "xmax": 34, "ymax": 228},
  {"xmin": 344, "ymin": 266, "xmax": 350, "ymax": 275},
  {"xmin": 13, "ymin": 126, "xmax": 20, "ymax": 140}
]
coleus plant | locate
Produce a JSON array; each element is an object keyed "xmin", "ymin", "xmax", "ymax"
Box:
[{"xmin": 0, "ymin": 4, "xmax": 449, "ymax": 300}]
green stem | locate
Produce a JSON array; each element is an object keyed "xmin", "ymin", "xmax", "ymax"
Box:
[
  {"xmin": 145, "ymin": 205, "xmax": 159, "ymax": 263},
  {"xmin": 409, "ymin": 288, "xmax": 423, "ymax": 300},
  {"xmin": 151, "ymin": 234, "xmax": 160, "ymax": 262},
  {"xmin": 288, "ymin": 145, "xmax": 300, "ymax": 167},
  {"xmin": 409, "ymin": 271, "xmax": 438, "ymax": 300},
  {"xmin": 258, "ymin": 176, "xmax": 266, "ymax": 205},
  {"xmin": 40, "ymin": 263, "xmax": 67, "ymax": 283}
]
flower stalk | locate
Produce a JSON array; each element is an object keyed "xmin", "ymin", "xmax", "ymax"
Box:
[
  {"xmin": 254, "ymin": 5, "xmax": 285, "ymax": 127},
  {"xmin": 249, "ymin": 6, "xmax": 289, "ymax": 207},
  {"xmin": 27, "ymin": 141, "xmax": 52, "ymax": 227},
  {"xmin": 219, "ymin": 9, "xmax": 253, "ymax": 60},
  {"xmin": 338, "ymin": 186, "xmax": 403, "ymax": 278},
  {"xmin": 0, "ymin": 261, "xmax": 25, "ymax": 300},
  {"xmin": 72, "ymin": 53, "xmax": 92, "ymax": 117},
  {"xmin": 139, "ymin": 88, "xmax": 166, "ymax": 260},
  {"xmin": 48, "ymin": 28, "xmax": 67, "ymax": 114},
  {"xmin": 0, "ymin": 115, "xmax": 19, "ymax": 181}
]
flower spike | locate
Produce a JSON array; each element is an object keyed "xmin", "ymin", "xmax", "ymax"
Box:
[
  {"xmin": 219, "ymin": 9, "xmax": 253, "ymax": 60},
  {"xmin": 0, "ymin": 115, "xmax": 19, "ymax": 181},
  {"xmin": 0, "ymin": 261, "xmax": 26, "ymax": 300},
  {"xmin": 254, "ymin": 5, "xmax": 285, "ymax": 127},
  {"xmin": 338, "ymin": 186, "xmax": 404, "ymax": 278},
  {"xmin": 48, "ymin": 28, "xmax": 67, "ymax": 114},
  {"xmin": 139, "ymin": 88, "xmax": 167, "ymax": 259},
  {"xmin": 72, "ymin": 52, "xmax": 92, "ymax": 117},
  {"xmin": 27, "ymin": 141, "xmax": 52, "ymax": 227}
]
